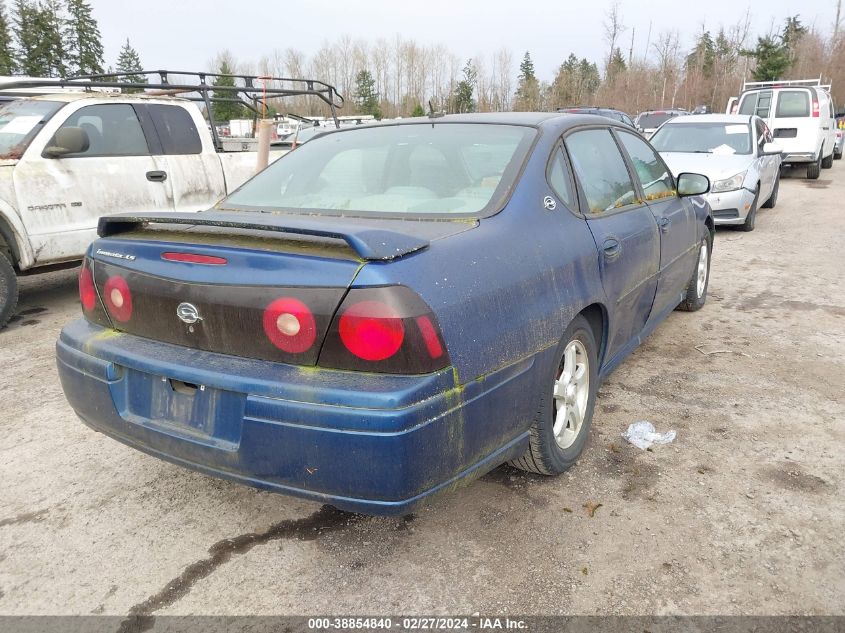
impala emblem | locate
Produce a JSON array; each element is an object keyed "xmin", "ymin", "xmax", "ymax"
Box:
[
  {"xmin": 176, "ymin": 302, "xmax": 202, "ymax": 324},
  {"xmin": 543, "ymin": 196, "xmax": 557, "ymax": 211}
]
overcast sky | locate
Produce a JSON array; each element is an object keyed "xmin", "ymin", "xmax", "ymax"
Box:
[{"xmin": 87, "ymin": 0, "xmax": 838, "ymax": 81}]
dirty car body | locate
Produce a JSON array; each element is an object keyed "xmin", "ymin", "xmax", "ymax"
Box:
[{"xmin": 56, "ymin": 113, "xmax": 714, "ymax": 515}]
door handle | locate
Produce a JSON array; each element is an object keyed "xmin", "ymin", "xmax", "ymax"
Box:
[
  {"xmin": 602, "ymin": 238, "xmax": 621, "ymax": 260},
  {"xmin": 657, "ymin": 217, "xmax": 671, "ymax": 232},
  {"xmin": 146, "ymin": 170, "xmax": 167, "ymax": 182}
]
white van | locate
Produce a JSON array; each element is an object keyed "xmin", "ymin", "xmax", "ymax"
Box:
[{"xmin": 736, "ymin": 78, "xmax": 836, "ymax": 179}]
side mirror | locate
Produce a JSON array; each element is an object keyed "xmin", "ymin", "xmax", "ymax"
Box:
[
  {"xmin": 761, "ymin": 142, "xmax": 782, "ymax": 156},
  {"xmin": 677, "ymin": 172, "xmax": 710, "ymax": 196},
  {"xmin": 43, "ymin": 127, "xmax": 90, "ymax": 158}
]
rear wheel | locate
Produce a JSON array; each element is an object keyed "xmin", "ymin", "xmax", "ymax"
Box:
[
  {"xmin": 807, "ymin": 153, "xmax": 822, "ymax": 179},
  {"xmin": 821, "ymin": 151, "xmax": 833, "ymax": 169},
  {"xmin": 762, "ymin": 175, "xmax": 779, "ymax": 209},
  {"xmin": 510, "ymin": 315, "xmax": 598, "ymax": 475},
  {"xmin": 0, "ymin": 251, "xmax": 18, "ymax": 330},
  {"xmin": 677, "ymin": 233, "xmax": 711, "ymax": 312}
]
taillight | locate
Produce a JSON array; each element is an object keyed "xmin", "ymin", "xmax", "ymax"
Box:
[
  {"xmin": 78, "ymin": 261, "xmax": 96, "ymax": 312},
  {"xmin": 263, "ymin": 297, "xmax": 317, "ymax": 353},
  {"xmin": 103, "ymin": 275, "xmax": 132, "ymax": 322},
  {"xmin": 319, "ymin": 286, "xmax": 449, "ymax": 374},
  {"xmin": 812, "ymin": 100, "xmax": 820, "ymax": 117}
]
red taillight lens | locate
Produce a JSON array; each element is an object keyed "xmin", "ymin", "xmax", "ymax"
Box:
[
  {"xmin": 79, "ymin": 263, "xmax": 96, "ymax": 312},
  {"xmin": 339, "ymin": 300, "xmax": 405, "ymax": 361},
  {"xmin": 262, "ymin": 297, "xmax": 317, "ymax": 353},
  {"xmin": 161, "ymin": 252, "xmax": 228, "ymax": 265},
  {"xmin": 103, "ymin": 275, "xmax": 132, "ymax": 322},
  {"xmin": 812, "ymin": 100, "xmax": 820, "ymax": 117},
  {"xmin": 318, "ymin": 286, "xmax": 449, "ymax": 374}
]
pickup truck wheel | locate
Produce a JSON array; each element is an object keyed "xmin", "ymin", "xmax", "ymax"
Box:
[
  {"xmin": 509, "ymin": 314, "xmax": 597, "ymax": 475},
  {"xmin": 0, "ymin": 252, "xmax": 18, "ymax": 330},
  {"xmin": 762, "ymin": 175, "xmax": 779, "ymax": 209},
  {"xmin": 677, "ymin": 233, "xmax": 711, "ymax": 312},
  {"xmin": 807, "ymin": 153, "xmax": 821, "ymax": 179}
]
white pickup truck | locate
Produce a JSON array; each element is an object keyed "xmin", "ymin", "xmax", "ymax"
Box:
[{"xmin": 0, "ymin": 92, "xmax": 286, "ymax": 327}]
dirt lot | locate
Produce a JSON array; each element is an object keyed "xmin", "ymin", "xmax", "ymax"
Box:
[{"xmin": 0, "ymin": 162, "xmax": 843, "ymax": 619}]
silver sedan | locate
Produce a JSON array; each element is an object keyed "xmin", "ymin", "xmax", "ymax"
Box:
[{"xmin": 650, "ymin": 114, "xmax": 782, "ymax": 231}]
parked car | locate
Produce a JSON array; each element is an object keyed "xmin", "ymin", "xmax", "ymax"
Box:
[
  {"xmin": 834, "ymin": 116, "xmax": 844, "ymax": 159},
  {"xmin": 56, "ymin": 113, "xmax": 714, "ymax": 515},
  {"xmin": 0, "ymin": 93, "xmax": 286, "ymax": 329},
  {"xmin": 635, "ymin": 109, "xmax": 688, "ymax": 137},
  {"xmin": 557, "ymin": 106, "xmax": 636, "ymax": 128},
  {"xmin": 650, "ymin": 114, "xmax": 782, "ymax": 232},
  {"xmin": 736, "ymin": 79, "xmax": 836, "ymax": 179}
]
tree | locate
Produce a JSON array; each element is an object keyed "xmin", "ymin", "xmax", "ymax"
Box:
[
  {"xmin": 65, "ymin": 0, "xmax": 104, "ymax": 75},
  {"xmin": 453, "ymin": 58, "xmax": 476, "ymax": 113},
  {"xmin": 743, "ymin": 35, "xmax": 791, "ymax": 81},
  {"xmin": 354, "ymin": 68, "xmax": 381, "ymax": 118},
  {"xmin": 210, "ymin": 56, "xmax": 246, "ymax": 122},
  {"xmin": 13, "ymin": 0, "xmax": 65, "ymax": 76},
  {"xmin": 115, "ymin": 38, "xmax": 145, "ymax": 91},
  {"xmin": 514, "ymin": 51, "xmax": 540, "ymax": 110},
  {"xmin": 410, "ymin": 102, "xmax": 425, "ymax": 117},
  {"xmin": 0, "ymin": 1, "xmax": 14, "ymax": 74}
]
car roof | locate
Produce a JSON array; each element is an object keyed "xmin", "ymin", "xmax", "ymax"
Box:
[
  {"xmin": 339, "ymin": 112, "xmax": 626, "ymax": 134},
  {"xmin": 662, "ymin": 113, "xmax": 754, "ymax": 125}
]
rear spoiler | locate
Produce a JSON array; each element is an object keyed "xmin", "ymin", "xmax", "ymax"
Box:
[{"xmin": 98, "ymin": 211, "xmax": 444, "ymax": 261}]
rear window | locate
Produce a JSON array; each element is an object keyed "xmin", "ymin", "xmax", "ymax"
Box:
[
  {"xmin": 775, "ymin": 91, "xmax": 810, "ymax": 118},
  {"xmin": 221, "ymin": 123, "xmax": 536, "ymax": 217},
  {"xmin": 637, "ymin": 113, "xmax": 675, "ymax": 129},
  {"xmin": 738, "ymin": 91, "xmax": 772, "ymax": 118}
]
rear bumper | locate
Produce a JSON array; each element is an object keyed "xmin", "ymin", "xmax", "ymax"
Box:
[
  {"xmin": 56, "ymin": 319, "xmax": 536, "ymax": 515},
  {"xmin": 782, "ymin": 152, "xmax": 816, "ymax": 164}
]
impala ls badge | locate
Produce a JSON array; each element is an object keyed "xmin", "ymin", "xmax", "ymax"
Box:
[
  {"xmin": 176, "ymin": 302, "xmax": 202, "ymax": 324},
  {"xmin": 543, "ymin": 196, "xmax": 557, "ymax": 211}
]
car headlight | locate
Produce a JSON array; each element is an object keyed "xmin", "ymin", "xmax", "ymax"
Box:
[{"xmin": 711, "ymin": 171, "xmax": 746, "ymax": 193}]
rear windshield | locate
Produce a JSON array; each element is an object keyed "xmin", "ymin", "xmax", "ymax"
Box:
[
  {"xmin": 222, "ymin": 123, "xmax": 536, "ymax": 217},
  {"xmin": 637, "ymin": 113, "xmax": 676, "ymax": 129},
  {"xmin": 738, "ymin": 90, "xmax": 773, "ymax": 117},
  {"xmin": 0, "ymin": 99, "xmax": 63, "ymax": 159},
  {"xmin": 650, "ymin": 122, "xmax": 752, "ymax": 155},
  {"xmin": 775, "ymin": 90, "xmax": 810, "ymax": 118}
]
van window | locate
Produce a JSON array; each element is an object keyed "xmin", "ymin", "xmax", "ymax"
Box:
[
  {"xmin": 775, "ymin": 91, "xmax": 810, "ymax": 118},
  {"xmin": 739, "ymin": 90, "xmax": 772, "ymax": 118}
]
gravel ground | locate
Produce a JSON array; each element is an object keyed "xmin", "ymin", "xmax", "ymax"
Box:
[{"xmin": 0, "ymin": 162, "xmax": 843, "ymax": 618}]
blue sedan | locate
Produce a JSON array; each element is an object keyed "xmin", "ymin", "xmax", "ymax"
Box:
[{"xmin": 57, "ymin": 113, "xmax": 714, "ymax": 515}]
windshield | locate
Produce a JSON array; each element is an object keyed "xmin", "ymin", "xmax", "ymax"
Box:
[
  {"xmin": 222, "ymin": 123, "xmax": 536, "ymax": 217},
  {"xmin": 650, "ymin": 122, "xmax": 752, "ymax": 155},
  {"xmin": 0, "ymin": 99, "xmax": 63, "ymax": 159},
  {"xmin": 637, "ymin": 112, "xmax": 677, "ymax": 129}
]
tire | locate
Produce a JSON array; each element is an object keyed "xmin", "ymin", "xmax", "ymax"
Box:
[
  {"xmin": 834, "ymin": 151, "xmax": 842, "ymax": 160},
  {"xmin": 0, "ymin": 251, "xmax": 18, "ymax": 330},
  {"xmin": 821, "ymin": 150, "xmax": 833, "ymax": 169},
  {"xmin": 677, "ymin": 233, "xmax": 711, "ymax": 312},
  {"xmin": 510, "ymin": 314, "xmax": 598, "ymax": 475},
  {"xmin": 762, "ymin": 175, "xmax": 779, "ymax": 209},
  {"xmin": 807, "ymin": 153, "xmax": 821, "ymax": 179},
  {"xmin": 739, "ymin": 187, "xmax": 760, "ymax": 232}
]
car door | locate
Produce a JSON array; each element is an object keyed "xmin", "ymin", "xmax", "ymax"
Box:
[
  {"xmin": 564, "ymin": 127, "xmax": 660, "ymax": 362},
  {"xmin": 754, "ymin": 118, "xmax": 777, "ymax": 198},
  {"xmin": 13, "ymin": 103, "xmax": 173, "ymax": 265},
  {"xmin": 136, "ymin": 103, "xmax": 227, "ymax": 212},
  {"xmin": 615, "ymin": 129, "xmax": 697, "ymax": 318}
]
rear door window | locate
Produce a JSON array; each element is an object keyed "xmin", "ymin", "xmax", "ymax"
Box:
[
  {"xmin": 565, "ymin": 128, "xmax": 638, "ymax": 214},
  {"xmin": 775, "ymin": 91, "xmax": 810, "ymax": 118},
  {"xmin": 739, "ymin": 91, "xmax": 773, "ymax": 118},
  {"xmin": 147, "ymin": 105, "xmax": 202, "ymax": 154}
]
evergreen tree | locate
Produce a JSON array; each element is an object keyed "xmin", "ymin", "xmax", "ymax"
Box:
[
  {"xmin": 686, "ymin": 30, "xmax": 716, "ymax": 78},
  {"xmin": 353, "ymin": 69, "xmax": 381, "ymax": 118},
  {"xmin": 606, "ymin": 47, "xmax": 626, "ymax": 81},
  {"xmin": 65, "ymin": 0, "xmax": 103, "ymax": 75},
  {"xmin": 13, "ymin": 0, "xmax": 45, "ymax": 75},
  {"xmin": 210, "ymin": 59, "xmax": 246, "ymax": 122},
  {"xmin": 514, "ymin": 51, "xmax": 540, "ymax": 111},
  {"xmin": 0, "ymin": 2, "xmax": 14, "ymax": 74},
  {"xmin": 453, "ymin": 58, "xmax": 476, "ymax": 113},
  {"xmin": 410, "ymin": 102, "xmax": 425, "ymax": 117},
  {"xmin": 115, "ymin": 38, "xmax": 145, "ymax": 91},
  {"xmin": 743, "ymin": 35, "xmax": 791, "ymax": 81},
  {"xmin": 39, "ymin": 0, "xmax": 67, "ymax": 76}
]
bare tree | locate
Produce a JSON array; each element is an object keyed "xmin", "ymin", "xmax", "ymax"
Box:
[{"xmin": 604, "ymin": 2, "xmax": 626, "ymax": 75}]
